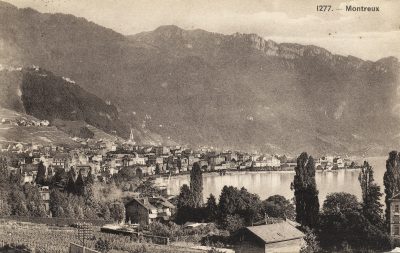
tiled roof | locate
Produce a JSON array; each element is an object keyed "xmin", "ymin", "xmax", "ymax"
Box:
[
  {"xmin": 246, "ymin": 221, "xmax": 304, "ymax": 244},
  {"xmin": 149, "ymin": 196, "xmax": 175, "ymax": 209},
  {"xmin": 128, "ymin": 198, "xmax": 156, "ymax": 210}
]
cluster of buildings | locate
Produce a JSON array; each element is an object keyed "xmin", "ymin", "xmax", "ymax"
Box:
[
  {"xmin": 1, "ymin": 117, "xmax": 49, "ymax": 127},
  {"xmin": 316, "ymin": 156, "xmax": 350, "ymax": 170},
  {"xmin": 0, "ymin": 138, "xmax": 356, "ymax": 187},
  {"xmin": 0, "ymin": 141, "xmax": 287, "ymax": 185}
]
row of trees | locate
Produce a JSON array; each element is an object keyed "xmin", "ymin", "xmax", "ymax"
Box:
[
  {"xmin": 49, "ymin": 165, "xmax": 126, "ymax": 222},
  {"xmin": 49, "ymin": 189, "xmax": 125, "ymax": 221},
  {"xmin": 292, "ymin": 152, "xmax": 391, "ymax": 252},
  {"xmin": 0, "ymin": 157, "xmax": 47, "ymax": 217},
  {"xmin": 175, "ymin": 162, "xmax": 296, "ymax": 231},
  {"xmin": 0, "ymin": 156, "xmax": 125, "ymax": 223}
]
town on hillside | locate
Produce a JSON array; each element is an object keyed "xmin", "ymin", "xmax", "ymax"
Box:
[
  {"xmin": 0, "ymin": 132, "xmax": 385, "ymax": 253},
  {"xmin": 1, "ymin": 0, "xmax": 399, "ymax": 252},
  {"xmin": 0, "ymin": 135, "xmax": 357, "ymax": 186}
]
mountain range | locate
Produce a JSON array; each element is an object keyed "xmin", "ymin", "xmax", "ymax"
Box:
[{"xmin": 0, "ymin": 1, "xmax": 399, "ymax": 156}]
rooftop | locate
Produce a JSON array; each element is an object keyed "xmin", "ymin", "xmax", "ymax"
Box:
[{"xmin": 245, "ymin": 221, "xmax": 304, "ymax": 244}]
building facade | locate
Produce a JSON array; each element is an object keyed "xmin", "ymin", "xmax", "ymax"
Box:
[{"xmin": 390, "ymin": 193, "xmax": 400, "ymax": 238}]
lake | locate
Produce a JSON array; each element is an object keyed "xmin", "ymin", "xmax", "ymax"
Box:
[{"xmin": 163, "ymin": 156, "xmax": 387, "ymax": 203}]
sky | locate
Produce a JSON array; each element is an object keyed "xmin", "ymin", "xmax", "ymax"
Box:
[{"xmin": 4, "ymin": 0, "xmax": 400, "ymax": 61}]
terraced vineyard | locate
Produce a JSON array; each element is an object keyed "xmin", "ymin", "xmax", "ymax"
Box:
[{"xmin": 0, "ymin": 220, "xmax": 203, "ymax": 253}]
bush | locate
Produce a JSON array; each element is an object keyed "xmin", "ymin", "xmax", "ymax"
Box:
[
  {"xmin": 223, "ymin": 214, "xmax": 245, "ymax": 233},
  {"xmin": 95, "ymin": 238, "xmax": 111, "ymax": 253}
]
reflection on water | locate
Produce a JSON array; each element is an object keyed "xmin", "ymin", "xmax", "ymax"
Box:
[{"xmin": 164, "ymin": 157, "xmax": 387, "ymax": 203}]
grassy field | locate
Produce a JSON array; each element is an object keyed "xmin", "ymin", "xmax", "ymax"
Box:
[
  {"xmin": 0, "ymin": 220, "xmax": 204, "ymax": 253},
  {"xmin": 0, "ymin": 107, "xmax": 78, "ymax": 146}
]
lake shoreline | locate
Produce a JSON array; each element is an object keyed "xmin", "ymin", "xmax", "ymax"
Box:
[
  {"xmin": 162, "ymin": 159, "xmax": 385, "ymax": 204},
  {"xmin": 161, "ymin": 167, "xmax": 362, "ymax": 180}
]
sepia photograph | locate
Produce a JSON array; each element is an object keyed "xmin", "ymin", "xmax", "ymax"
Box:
[{"xmin": 0, "ymin": 0, "xmax": 399, "ymax": 252}]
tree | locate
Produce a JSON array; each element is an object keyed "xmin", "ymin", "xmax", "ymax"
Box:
[
  {"xmin": 155, "ymin": 163, "xmax": 161, "ymax": 175},
  {"xmin": 177, "ymin": 184, "xmax": 194, "ymax": 208},
  {"xmin": 51, "ymin": 167, "xmax": 67, "ymax": 188},
  {"xmin": 9, "ymin": 170, "xmax": 22, "ymax": 185},
  {"xmin": 100, "ymin": 203, "xmax": 111, "ymax": 220},
  {"xmin": 319, "ymin": 192, "xmax": 391, "ymax": 251},
  {"xmin": 95, "ymin": 238, "xmax": 111, "ymax": 253},
  {"xmin": 206, "ymin": 194, "xmax": 218, "ymax": 222},
  {"xmin": 8, "ymin": 187, "xmax": 29, "ymax": 216},
  {"xmin": 86, "ymin": 168, "xmax": 94, "ymax": 185},
  {"xmin": 218, "ymin": 186, "xmax": 263, "ymax": 228},
  {"xmin": 23, "ymin": 184, "xmax": 46, "ymax": 217},
  {"xmin": 177, "ymin": 157, "xmax": 182, "ymax": 173},
  {"xmin": 175, "ymin": 184, "xmax": 195, "ymax": 224},
  {"xmin": 65, "ymin": 204, "xmax": 76, "ymax": 218},
  {"xmin": 322, "ymin": 192, "xmax": 359, "ymax": 214},
  {"xmin": 262, "ymin": 195, "xmax": 295, "ymax": 220},
  {"xmin": 291, "ymin": 152, "xmax": 319, "ymax": 228},
  {"xmin": 109, "ymin": 201, "xmax": 125, "ymax": 223},
  {"xmin": 384, "ymin": 151, "xmax": 400, "ymax": 228},
  {"xmin": 223, "ymin": 214, "xmax": 245, "ymax": 232},
  {"xmin": 300, "ymin": 227, "xmax": 320, "ymax": 253},
  {"xmin": 0, "ymin": 157, "xmax": 10, "ymax": 184},
  {"xmin": 74, "ymin": 205, "xmax": 85, "ymax": 219},
  {"xmin": 66, "ymin": 167, "xmax": 77, "ymax": 194},
  {"xmin": 75, "ymin": 170, "xmax": 85, "ymax": 196},
  {"xmin": 55, "ymin": 206, "xmax": 65, "ymax": 217},
  {"xmin": 0, "ymin": 189, "xmax": 11, "ymax": 216},
  {"xmin": 190, "ymin": 162, "xmax": 203, "ymax": 208},
  {"xmin": 35, "ymin": 161, "xmax": 46, "ymax": 185},
  {"xmin": 218, "ymin": 186, "xmax": 241, "ymax": 216},
  {"xmin": 49, "ymin": 189, "xmax": 68, "ymax": 217},
  {"xmin": 116, "ymin": 167, "xmax": 136, "ymax": 181},
  {"xmin": 238, "ymin": 187, "xmax": 263, "ymax": 225},
  {"xmin": 359, "ymin": 161, "xmax": 384, "ymax": 229},
  {"xmin": 135, "ymin": 178, "xmax": 163, "ymax": 197}
]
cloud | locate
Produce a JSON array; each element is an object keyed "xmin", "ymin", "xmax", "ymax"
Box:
[{"xmin": 266, "ymin": 31, "xmax": 400, "ymax": 61}]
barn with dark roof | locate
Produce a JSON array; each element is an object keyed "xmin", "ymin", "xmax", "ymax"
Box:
[{"xmin": 234, "ymin": 221, "xmax": 305, "ymax": 253}]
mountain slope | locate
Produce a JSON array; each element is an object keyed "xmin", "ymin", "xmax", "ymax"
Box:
[
  {"xmin": 0, "ymin": 2, "xmax": 399, "ymax": 155},
  {"xmin": 0, "ymin": 65, "xmax": 129, "ymax": 137},
  {"xmin": 0, "ymin": 107, "xmax": 78, "ymax": 146},
  {"xmin": 129, "ymin": 26, "xmax": 400, "ymax": 155}
]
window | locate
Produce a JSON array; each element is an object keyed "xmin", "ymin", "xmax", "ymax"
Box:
[
  {"xmin": 394, "ymin": 226, "xmax": 400, "ymax": 236},
  {"xmin": 396, "ymin": 204, "xmax": 399, "ymax": 213},
  {"xmin": 395, "ymin": 215, "xmax": 400, "ymax": 223}
]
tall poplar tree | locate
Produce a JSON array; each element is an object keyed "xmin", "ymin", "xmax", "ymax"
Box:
[
  {"xmin": 291, "ymin": 152, "xmax": 319, "ymax": 228},
  {"xmin": 35, "ymin": 161, "xmax": 46, "ymax": 185},
  {"xmin": 66, "ymin": 167, "xmax": 77, "ymax": 194},
  {"xmin": 359, "ymin": 161, "xmax": 384, "ymax": 228},
  {"xmin": 190, "ymin": 162, "xmax": 203, "ymax": 208},
  {"xmin": 75, "ymin": 170, "xmax": 85, "ymax": 196},
  {"xmin": 384, "ymin": 151, "xmax": 400, "ymax": 227}
]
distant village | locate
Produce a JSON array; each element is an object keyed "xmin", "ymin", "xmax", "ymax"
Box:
[{"xmin": 0, "ymin": 132, "xmax": 356, "ymax": 187}]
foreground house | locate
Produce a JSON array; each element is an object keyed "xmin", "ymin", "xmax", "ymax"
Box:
[
  {"xmin": 234, "ymin": 221, "xmax": 304, "ymax": 253},
  {"xmin": 125, "ymin": 197, "xmax": 175, "ymax": 226}
]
